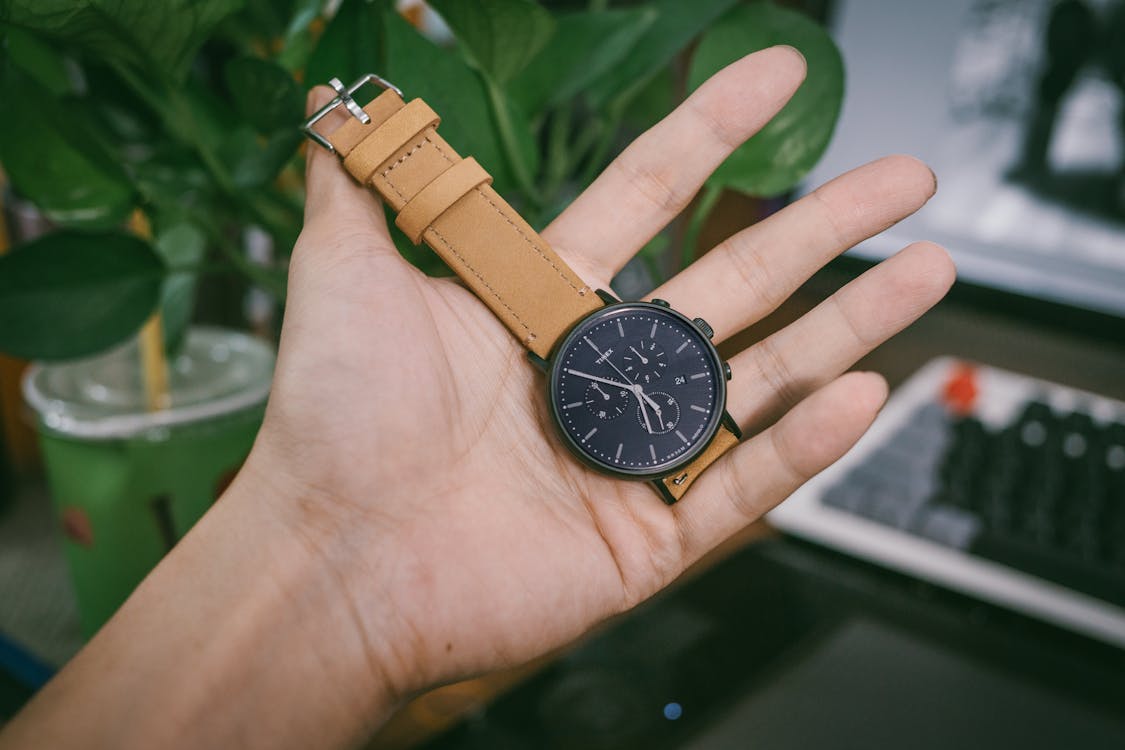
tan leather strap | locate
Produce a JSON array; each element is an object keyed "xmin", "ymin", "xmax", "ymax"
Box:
[
  {"xmin": 395, "ymin": 157, "xmax": 491, "ymax": 244},
  {"xmin": 657, "ymin": 423, "xmax": 741, "ymax": 503},
  {"xmin": 324, "ymin": 90, "xmax": 601, "ymax": 358}
]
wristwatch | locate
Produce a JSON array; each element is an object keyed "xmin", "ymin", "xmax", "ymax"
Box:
[{"xmin": 303, "ymin": 74, "xmax": 742, "ymax": 503}]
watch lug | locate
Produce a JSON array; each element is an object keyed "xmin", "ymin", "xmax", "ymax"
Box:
[
  {"xmin": 651, "ymin": 479, "xmax": 679, "ymax": 505},
  {"xmin": 721, "ymin": 410, "xmax": 743, "ymax": 440},
  {"xmin": 595, "ymin": 288, "xmax": 619, "ymax": 305},
  {"xmin": 526, "ymin": 351, "xmax": 550, "ymax": 373}
]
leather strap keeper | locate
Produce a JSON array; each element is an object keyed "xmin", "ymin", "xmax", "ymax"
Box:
[
  {"xmin": 343, "ymin": 99, "xmax": 440, "ymax": 184},
  {"xmin": 395, "ymin": 157, "xmax": 492, "ymax": 244}
]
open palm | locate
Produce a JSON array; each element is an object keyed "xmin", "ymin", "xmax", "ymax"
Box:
[{"xmin": 251, "ymin": 47, "xmax": 954, "ymax": 698}]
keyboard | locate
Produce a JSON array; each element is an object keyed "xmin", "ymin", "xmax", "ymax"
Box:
[{"xmin": 768, "ymin": 357, "xmax": 1125, "ymax": 648}]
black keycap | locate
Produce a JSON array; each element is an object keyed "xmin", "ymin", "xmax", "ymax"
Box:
[{"xmin": 971, "ymin": 532, "xmax": 1125, "ymax": 608}]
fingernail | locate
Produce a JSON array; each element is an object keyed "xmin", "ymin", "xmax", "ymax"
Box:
[{"xmin": 775, "ymin": 44, "xmax": 807, "ymax": 69}]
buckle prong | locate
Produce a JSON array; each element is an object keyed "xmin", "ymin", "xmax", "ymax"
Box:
[{"xmin": 302, "ymin": 73, "xmax": 404, "ymax": 154}]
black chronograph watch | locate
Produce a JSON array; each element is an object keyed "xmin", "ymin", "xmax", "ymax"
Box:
[{"xmin": 304, "ymin": 75, "xmax": 741, "ymax": 503}]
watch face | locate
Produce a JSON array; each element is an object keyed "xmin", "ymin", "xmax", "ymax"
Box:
[{"xmin": 547, "ymin": 303, "xmax": 726, "ymax": 478}]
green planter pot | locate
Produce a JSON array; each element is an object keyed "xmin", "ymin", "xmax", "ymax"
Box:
[{"xmin": 22, "ymin": 327, "xmax": 274, "ymax": 637}]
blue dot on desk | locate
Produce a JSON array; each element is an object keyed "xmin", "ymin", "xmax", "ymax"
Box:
[{"xmin": 663, "ymin": 702, "xmax": 683, "ymax": 721}]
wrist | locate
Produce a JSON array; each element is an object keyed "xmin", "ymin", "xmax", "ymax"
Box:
[{"xmin": 5, "ymin": 452, "xmax": 408, "ymax": 750}]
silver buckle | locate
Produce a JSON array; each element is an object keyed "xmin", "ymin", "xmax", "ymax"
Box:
[{"xmin": 301, "ymin": 73, "xmax": 404, "ymax": 154}]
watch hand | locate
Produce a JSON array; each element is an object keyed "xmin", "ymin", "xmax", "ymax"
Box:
[
  {"xmin": 565, "ymin": 369, "xmax": 632, "ymax": 390},
  {"xmin": 638, "ymin": 396, "xmax": 655, "ymax": 434},
  {"xmin": 633, "ymin": 385, "xmax": 662, "ymax": 417},
  {"xmin": 628, "ymin": 345, "xmax": 649, "ymax": 365}
]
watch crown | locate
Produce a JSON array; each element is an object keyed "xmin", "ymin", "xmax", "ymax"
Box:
[
  {"xmin": 692, "ymin": 317, "xmax": 714, "ymax": 339},
  {"xmin": 652, "ymin": 298, "xmax": 670, "ymax": 308},
  {"xmin": 723, "ymin": 361, "xmax": 733, "ymax": 380}
]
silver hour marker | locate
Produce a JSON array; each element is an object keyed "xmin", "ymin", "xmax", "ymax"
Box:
[
  {"xmin": 583, "ymin": 427, "xmax": 598, "ymax": 443},
  {"xmin": 675, "ymin": 430, "xmax": 689, "ymax": 444},
  {"xmin": 689, "ymin": 372, "xmax": 708, "ymax": 380},
  {"xmin": 615, "ymin": 443, "xmax": 623, "ymax": 460},
  {"xmin": 649, "ymin": 322, "xmax": 658, "ymax": 338},
  {"xmin": 675, "ymin": 341, "xmax": 689, "ymax": 354},
  {"xmin": 649, "ymin": 444, "xmax": 657, "ymax": 461},
  {"xmin": 689, "ymin": 404, "xmax": 708, "ymax": 413},
  {"xmin": 564, "ymin": 401, "xmax": 584, "ymax": 409},
  {"xmin": 617, "ymin": 320, "xmax": 625, "ymax": 338}
]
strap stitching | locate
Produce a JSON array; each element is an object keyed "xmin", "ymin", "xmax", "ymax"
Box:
[{"xmin": 429, "ymin": 227, "xmax": 536, "ymax": 341}]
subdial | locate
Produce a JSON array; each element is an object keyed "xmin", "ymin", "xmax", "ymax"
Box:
[
  {"xmin": 584, "ymin": 382, "xmax": 629, "ymax": 420},
  {"xmin": 636, "ymin": 391, "xmax": 680, "ymax": 434},
  {"xmin": 621, "ymin": 339, "xmax": 667, "ymax": 384}
]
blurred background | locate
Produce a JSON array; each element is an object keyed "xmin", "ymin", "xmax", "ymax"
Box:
[{"xmin": 1, "ymin": 0, "xmax": 1124, "ymax": 748}]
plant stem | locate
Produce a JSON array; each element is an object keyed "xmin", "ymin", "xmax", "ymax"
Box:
[
  {"xmin": 578, "ymin": 103, "xmax": 625, "ymax": 187},
  {"xmin": 482, "ymin": 76, "xmax": 542, "ymax": 207},
  {"xmin": 540, "ymin": 107, "xmax": 574, "ymax": 212},
  {"xmin": 196, "ymin": 219, "xmax": 289, "ymax": 299},
  {"xmin": 680, "ymin": 183, "xmax": 723, "ymax": 270}
]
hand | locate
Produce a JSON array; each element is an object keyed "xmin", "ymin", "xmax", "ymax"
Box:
[
  {"xmin": 251, "ymin": 44, "xmax": 951, "ymax": 713},
  {"xmin": 629, "ymin": 345, "xmax": 650, "ymax": 364},
  {"xmin": 1, "ymin": 46, "xmax": 952, "ymax": 750}
]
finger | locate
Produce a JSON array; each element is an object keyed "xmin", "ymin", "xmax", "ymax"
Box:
[
  {"xmin": 542, "ymin": 46, "xmax": 807, "ymax": 282},
  {"xmin": 673, "ymin": 371, "xmax": 888, "ymax": 563},
  {"xmin": 651, "ymin": 155, "xmax": 937, "ymax": 342},
  {"xmin": 726, "ymin": 241, "xmax": 954, "ymax": 433},
  {"xmin": 301, "ymin": 86, "xmax": 391, "ymax": 242}
]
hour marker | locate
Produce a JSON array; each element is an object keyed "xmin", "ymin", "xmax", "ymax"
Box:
[
  {"xmin": 689, "ymin": 372, "xmax": 708, "ymax": 380},
  {"xmin": 615, "ymin": 443, "xmax": 623, "ymax": 461},
  {"xmin": 564, "ymin": 402, "xmax": 584, "ymax": 409},
  {"xmin": 675, "ymin": 341, "xmax": 689, "ymax": 354},
  {"xmin": 675, "ymin": 430, "xmax": 689, "ymax": 444},
  {"xmin": 649, "ymin": 322, "xmax": 658, "ymax": 338},
  {"xmin": 649, "ymin": 444, "xmax": 657, "ymax": 461},
  {"xmin": 583, "ymin": 428, "xmax": 598, "ymax": 442},
  {"xmin": 617, "ymin": 320, "xmax": 625, "ymax": 338},
  {"xmin": 689, "ymin": 404, "xmax": 708, "ymax": 413}
]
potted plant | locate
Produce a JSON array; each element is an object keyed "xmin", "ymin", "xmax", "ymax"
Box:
[{"xmin": 0, "ymin": 0, "xmax": 843, "ymax": 636}]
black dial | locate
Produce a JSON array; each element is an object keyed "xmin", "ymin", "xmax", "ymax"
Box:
[{"xmin": 548, "ymin": 303, "xmax": 725, "ymax": 478}]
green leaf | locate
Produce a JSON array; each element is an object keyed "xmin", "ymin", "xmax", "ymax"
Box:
[
  {"xmin": 152, "ymin": 221, "xmax": 207, "ymax": 354},
  {"xmin": 383, "ymin": 10, "xmax": 522, "ymax": 194},
  {"xmin": 0, "ymin": 231, "xmax": 165, "ymax": 360},
  {"xmin": 304, "ymin": 0, "xmax": 386, "ymax": 89},
  {"xmin": 0, "ymin": 63, "xmax": 134, "ymax": 229},
  {"xmin": 219, "ymin": 127, "xmax": 304, "ymax": 188},
  {"xmin": 2, "ymin": 0, "xmax": 245, "ymax": 82},
  {"xmin": 586, "ymin": 0, "xmax": 738, "ymax": 108},
  {"xmin": 509, "ymin": 7, "xmax": 656, "ymax": 115},
  {"xmin": 224, "ymin": 57, "xmax": 304, "ymax": 133},
  {"xmin": 2, "ymin": 26, "xmax": 71, "ymax": 95},
  {"xmin": 688, "ymin": 3, "xmax": 844, "ymax": 197},
  {"xmin": 429, "ymin": 0, "xmax": 554, "ymax": 85}
]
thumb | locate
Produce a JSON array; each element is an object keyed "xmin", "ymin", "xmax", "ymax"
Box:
[{"xmin": 301, "ymin": 86, "xmax": 392, "ymax": 242}]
